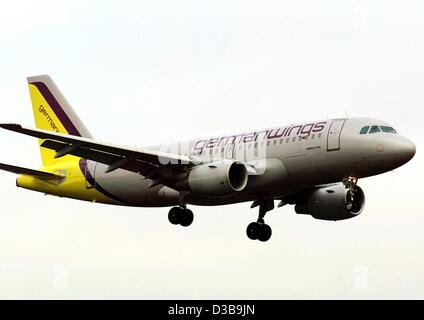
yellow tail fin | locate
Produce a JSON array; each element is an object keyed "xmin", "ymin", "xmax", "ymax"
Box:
[{"xmin": 27, "ymin": 75, "xmax": 92, "ymax": 166}]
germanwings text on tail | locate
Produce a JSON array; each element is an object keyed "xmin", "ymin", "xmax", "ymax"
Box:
[{"xmin": 0, "ymin": 75, "xmax": 416, "ymax": 242}]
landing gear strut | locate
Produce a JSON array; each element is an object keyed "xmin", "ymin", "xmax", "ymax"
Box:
[
  {"xmin": 343, "ymin": 176, "xmax": 358, "ymax": 210},
  {"xmin": 246, "ymin": 199, "xmax": 274, "ymax": 242},
  {"xmin": 168, "ymin": 206, "xmax": 194, "ymax": 227}
]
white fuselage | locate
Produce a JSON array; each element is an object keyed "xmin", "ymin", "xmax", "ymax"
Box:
[{"xmin": 87, "ymin": 117, "xmax": 415, "ymax": 207}]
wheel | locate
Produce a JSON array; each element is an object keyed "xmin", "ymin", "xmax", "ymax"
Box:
[
  {"xmin": 246, "ymin": 222, "xmax": 261, "ymax": 240},
  {"xmin": 345, "ymin": 201, "xmax": 353, "ymax": 210},
  {"xmin": 180, "ymin": 209, "xmax": 194, "ymax": 227},
  {"xmin": 168, "ymin": 207, "xmax": 183, "ymax": 225},
  {"xmin": 258, "ymin": 224, "xmax": 272, "ymax": 242}
]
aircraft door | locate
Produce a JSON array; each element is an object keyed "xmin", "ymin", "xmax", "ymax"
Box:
[{"xmin": 327, "ymin": 119, "xmax": 346, "ymax": 151}]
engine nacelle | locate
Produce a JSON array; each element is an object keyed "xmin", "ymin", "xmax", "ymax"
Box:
[
  {"xmin": 187, "ymin": 160, "xmax": 248, "ymax": 196},
  {"xmin": 295, "ymin": 184, "xmax": 365, "ymax": 221}
]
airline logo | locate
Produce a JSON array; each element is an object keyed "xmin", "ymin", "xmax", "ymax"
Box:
[
  {"xmin": 193, "ymin": 121, "xmax": 327, "ymax": 152},
  {"xmin": 38, "ymin": 105, "xmax": 60, "ymax": 133}
]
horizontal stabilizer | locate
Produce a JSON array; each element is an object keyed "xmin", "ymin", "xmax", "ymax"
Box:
[{"xmin": 0, "ymin": 163, "xmax": 64, "ymax": 180}]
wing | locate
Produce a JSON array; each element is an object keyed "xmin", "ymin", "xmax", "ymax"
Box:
[{"xmin": 0, "ymin": 123, "xmax": 197, "ymax": 187}]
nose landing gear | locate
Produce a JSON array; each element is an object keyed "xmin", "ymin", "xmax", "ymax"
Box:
[
  {"xmin": 343, "ymin": 175, "xmax": 358, "ymax": 211},
  {"xmin": 246, "ymin": 199, "xmax": 274, "ymax": 242}
]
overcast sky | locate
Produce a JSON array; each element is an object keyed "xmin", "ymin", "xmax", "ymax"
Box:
[{"xmin": 0, "ymin": 0, "xmax": 423, "ymax": 299}]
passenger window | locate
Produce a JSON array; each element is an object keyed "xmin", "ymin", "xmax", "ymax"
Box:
[
  {"xmin": 360, "ymin": 126, "xmax": 370, "ymax": 134},
  {"xmin": 369, "ymin": 125, "xmax": 381, "ymax": 134},
  {"xmin": 380, "ymin": 126, "xmax": 397, "ymax": 134}
]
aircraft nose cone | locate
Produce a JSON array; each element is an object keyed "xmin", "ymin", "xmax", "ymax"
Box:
[
  {"xmin": 397, "ymin": 137, "xmax": 416, "ymax": 163},
  {"xmin": 390, "ymin": 137, "xmax": 416, "ymax": 164}
]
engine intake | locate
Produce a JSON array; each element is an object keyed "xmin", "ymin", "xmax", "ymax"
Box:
[
  {"xmin": 295, "ymin": 184, "xmax": 365, "ymax": 221},
  {"xmin": 186, "ymin": 160, "xmax": 248, "ymax": 196}
]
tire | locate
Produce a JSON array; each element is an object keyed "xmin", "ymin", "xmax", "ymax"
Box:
[
  {"xmin": 180, "ymin": 209, "xmax": 194, "ymax": 227},
  {"xmin": 246, "ymin": 222, "xmax": 261, "ymax": 240},
  {"xmin": 258, "ymin": 224, "xmax": 272, "ymax": 242},
  {"xmin": 168, "ymin": 207, "xmax": 182, "ymax": 225}
]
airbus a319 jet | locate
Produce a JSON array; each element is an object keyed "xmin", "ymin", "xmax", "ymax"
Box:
[{"xmin": 0, "ymin": 75, "xmax": 416, "ymax": 241}]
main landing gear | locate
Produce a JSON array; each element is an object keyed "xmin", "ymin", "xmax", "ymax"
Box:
[
  {"xmin": 168, "ymin": 206, "xmax": 194, "ymax": 227},
  {"xmin": 246, "ymin": 199, "xmax": 274, "ymax": 242}
]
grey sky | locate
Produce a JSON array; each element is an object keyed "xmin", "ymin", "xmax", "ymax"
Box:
[{"xmin": 0, "ymin": 0, "xmax": 423, "ymax": 298}]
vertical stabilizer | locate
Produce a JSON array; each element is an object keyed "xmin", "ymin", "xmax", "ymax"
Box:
[{"xmin": 27, "ymin": 75, "xmax": 92, "ymax": 166}]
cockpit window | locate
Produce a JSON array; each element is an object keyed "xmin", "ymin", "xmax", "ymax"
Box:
[
  {"xmin": 369, "ymin": 125, "xmax": 381, "ymax": 134},
  {"xmin": 360, "ymin": 124, "xmax": 397, "ymax": 135},
  {"xmin": 359, "ymin": 126, "xmax": 370, "ymax": 134},
  {"xmin": 380, "ymin": 126, "xmax": 397, "ymax": 134}
]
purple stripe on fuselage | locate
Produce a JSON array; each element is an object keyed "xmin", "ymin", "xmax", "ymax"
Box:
[
  {"xmin": 78, "ymin": 159, "xmax": 131, "ymax": 205},
  {"xmin": 31, "ymin": 82, "xmax": 81, "ymax": 136}
]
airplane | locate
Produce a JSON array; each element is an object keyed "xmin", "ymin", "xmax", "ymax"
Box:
[{"xmin": 0, "ymin": 75, "xmax": 416, "ymax": 242}]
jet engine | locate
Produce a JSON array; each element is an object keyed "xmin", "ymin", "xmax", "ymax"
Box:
[
  {"xmin": 294, "ymin": 184, "xmax": 365, "ymax": 221},
  {"xmin": 185, "ymin": 160, "xmax": 248, "ymax": 196}
]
